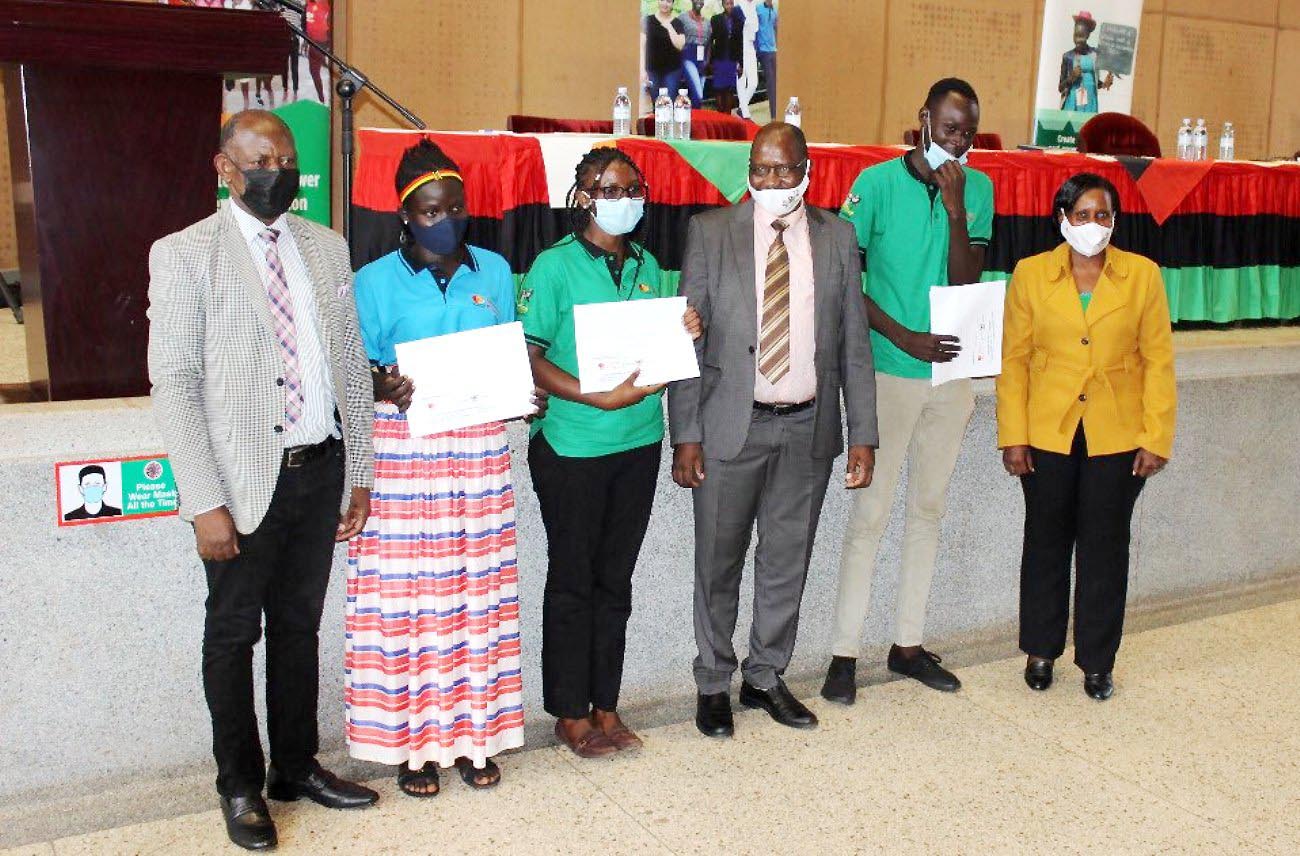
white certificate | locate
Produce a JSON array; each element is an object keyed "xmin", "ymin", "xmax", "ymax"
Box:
[
  {"xmin": 394, "ymin": 322, "xmax": 536, "ymax": 437},
  {"xmin": 929, "ymin": 280, "xmax": 1007, "ymax": 386},
  {"xmin": 573, "ymin": 296, "xmax": 700, "ymax": 394}
]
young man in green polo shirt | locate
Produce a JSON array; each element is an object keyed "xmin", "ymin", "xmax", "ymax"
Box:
[{"xmin": 822, "ymin": 78, "xmax": 993, "ymax": 703}]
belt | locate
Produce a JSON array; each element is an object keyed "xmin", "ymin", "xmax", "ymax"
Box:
[
  {"xmin": 753, "ymin": 399, "xmax": 814, "ymax": 416},
  {"xmin": 282, "ymin": 435, "xmax": 338, "ymax": 468}
]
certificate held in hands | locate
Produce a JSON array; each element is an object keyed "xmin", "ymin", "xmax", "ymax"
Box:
[
  {"xmin": 573, "ymin": 296, "xmax": 700, "ymax": 394},
  {"xmin": 929, "ymin": 280, "xmax": 1007, "ymax": 386},
  {"xmin": 394, "ymin": 321, "xmax": 537, "ymax": 438}
]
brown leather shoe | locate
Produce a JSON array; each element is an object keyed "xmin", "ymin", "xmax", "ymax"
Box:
[
  {"xmin": 596, "ymin": 717, "xmax": 644, "ymax": 752},
  {"xmin": 554, "ymin": 719, "xmax": 617, "ymax": 759}
]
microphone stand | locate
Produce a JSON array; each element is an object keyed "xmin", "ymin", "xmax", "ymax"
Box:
[{"xmin": 252, "ymin": 0, "xmax": 426, "ymax": 244}]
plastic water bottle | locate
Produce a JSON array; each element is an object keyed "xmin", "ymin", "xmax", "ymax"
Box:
[
  {"xmin": 673, "ymin": 89, "xmax": 692, "ymax": 140},
  {"xmin": 654, "ymin": 88, "xmax": 672, "ymax": 140},
  {"xmin": 1192, "ymin": 118, "xmax": 1208, "ymax": 162},
  {"xmin": 1218, "ymin": 122, "xmax": 1235, "ymax": 161},
  {"xmin": 783, "ymin": 96, "xmax": 802, "ymax": 128},
  {"xmin": 612, "ymin": 86, "xmax": 632, "ymax": 136},
  {"xmin": 1176, "ymin": 118, "xmax": 1193, "ymax": 161}
]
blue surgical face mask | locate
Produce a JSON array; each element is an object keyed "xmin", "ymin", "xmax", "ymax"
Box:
[
  {"xmin": 82, "ymin": 484, "xmax": 105, "ymax": 504},
  {"xmin": 922, "ymin": 112, "xmax": 970, "ymax": 170},
  {"xmin": 407, "ymin": 216, "xmax": 468, "ymax": 255},
  {"xmin": 590, "ymin": 197, "xmax": 645, "ymax": 236}
]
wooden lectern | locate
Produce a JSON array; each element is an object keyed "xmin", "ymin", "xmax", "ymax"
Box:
[{"xmin": 0, "ymin": 0, "xmax": 289, "ymax": 401}]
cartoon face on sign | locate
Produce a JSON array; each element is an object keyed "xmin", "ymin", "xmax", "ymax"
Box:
[{"xmin": 61, "ymin": 463, "xmax": 124, "ymax": 522}]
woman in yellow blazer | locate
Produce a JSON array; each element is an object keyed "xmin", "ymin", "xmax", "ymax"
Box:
[{"xmin": 996, "ymin": 173, "xmax": 1175, "ymax": 701}]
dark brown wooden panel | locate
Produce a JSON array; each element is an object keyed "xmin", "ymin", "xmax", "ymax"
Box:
[
  {"xmin": 0, "ymin": 0, "xmax": 288, "ymax": 77},
  {"xmin": 20, "ymin": 64, "xmax": 220, "ymax": 400}
]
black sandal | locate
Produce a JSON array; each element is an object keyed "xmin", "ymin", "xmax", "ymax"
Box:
[
  {"xmin": 396, "ymin": 762, "xmax": 440, "ymax": 798},
  {"xmin": 454, "ymin": 757, "xmax": 501, "ymax": 790}
]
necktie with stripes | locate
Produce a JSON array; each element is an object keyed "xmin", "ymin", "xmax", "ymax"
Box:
[
  {"xmin": 257, "ymin": 228, "xmax": 305, "ymax": 427},
  {"xmin": 758, "ymin": 219, "xmax": 791, "ymax": 383}
]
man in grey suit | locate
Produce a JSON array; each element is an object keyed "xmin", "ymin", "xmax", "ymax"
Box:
[
  {"xmin": 668, "ymin": 123, "xmax": 878, "ymax": 738},
  {"xmin": 149, "ymin": 111, "xmax": 376, "ymax": 851}
]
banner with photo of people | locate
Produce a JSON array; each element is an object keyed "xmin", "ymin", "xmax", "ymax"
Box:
[
  {"xmin": 639, "ymin": 0, "xmax": 780, "ymax": 121},
  {"xmin": 1033, "ymin": 1, "xmax": 1144, "ymax": 149},
  {"xmin": 162, "ymin": 0, "xmax": 334, "ymax": 225}
]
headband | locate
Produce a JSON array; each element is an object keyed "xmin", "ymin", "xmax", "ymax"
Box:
[{"xmin": 398, "ymin": 169, "xmax": 464, "ymax": 204}]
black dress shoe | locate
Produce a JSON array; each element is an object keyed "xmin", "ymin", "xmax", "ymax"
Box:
[
  {"xmin": 267, "ymin": 762, "xmax": 378, "ymax": 809},
  {"xmin": 1024, "ymin": 657, "xmax": 1054, "ymax": 691},
  {"xmin": 887, "ymin": 645, "xmax": 961, "ymax": 692},
  {"xmin": 695, "ymin": 692, "xmax": 735, "ymax": 738},
  {"xmin": 220, "ymin": 794, "xmax": 277, "ymax": 851},
  {"xmin": 738, "ymin": 679, "xmax": 818, "ymax": 729},
  {"xmin": 820, "ymin": 656, "xmax": 857, "ymax": 705},
  {"xmin": 1084, "ymin": 672, "xmax": 1114, "ymax": 700}
]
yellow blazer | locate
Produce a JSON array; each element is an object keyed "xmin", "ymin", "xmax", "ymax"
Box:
[{"xmin": 996, "ymin": 243, "xmax": 1176, "ymax": 458}]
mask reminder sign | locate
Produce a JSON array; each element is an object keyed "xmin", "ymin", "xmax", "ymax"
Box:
[{"xmin": 55, "ymin": 456, "xmax": 179, "ymax": 527}]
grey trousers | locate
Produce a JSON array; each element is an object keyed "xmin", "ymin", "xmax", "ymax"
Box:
[{"xmin": 692, "ymin": 407, "xmax": 833, "ymax": 693}]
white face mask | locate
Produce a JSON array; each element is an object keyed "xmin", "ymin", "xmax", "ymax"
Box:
[
  {"xmin": 1059, "ymin": 212, "xmax": 1113, "ymax": 257},
  {"xmin": 921, "ymin": 111, "xmax": 969, "ymax": 170},
  {"xmin": 748, "ymin": 161, "xmax": 811, "ymax": 217},
  {"xmin": 589, "ymin": 197, "xmax": 645, "ymax": 236}
]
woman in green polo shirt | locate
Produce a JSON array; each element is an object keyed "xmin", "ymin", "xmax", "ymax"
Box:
[{"xmin": 521, "ymin": 147, "xmax": 699, "ymax": 758}]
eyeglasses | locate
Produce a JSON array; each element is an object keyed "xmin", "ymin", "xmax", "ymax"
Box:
[
  {"xmin": 584, "ymin": 183, "xmax": 647, "ymax": 201},
  {"xmin": 748, "ymin": 160, "xmax": 807, "ymax": 179},
  {"xmin": 223, "ymin": 152, "xmax": 298, "ymax": 171}
]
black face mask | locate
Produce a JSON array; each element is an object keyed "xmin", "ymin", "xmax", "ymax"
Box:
[{"xmin": 237, "ymin": 167, "xmax": 300, "ymax": 220}]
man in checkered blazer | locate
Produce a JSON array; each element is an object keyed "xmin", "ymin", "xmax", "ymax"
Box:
[{"xmin": 148, "ymin": 110, "xmax": 377, "ymax": 850}]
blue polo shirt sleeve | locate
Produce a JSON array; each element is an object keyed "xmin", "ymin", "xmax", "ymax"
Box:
[
  {"xmin": 520, "ymin": 251, "xmax": 563, "ymax": 351},
  {"xmin": 351, "ymin": 257, "xmax": 389, "ymax": 365},
  {"xmin": 964, "ymin": 167, "xmax": 994, "ymax": 247}
]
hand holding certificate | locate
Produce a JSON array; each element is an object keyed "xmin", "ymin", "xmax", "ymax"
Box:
[
  {"xmin": 573, "ymin": 296, "xmax": 700, "ymax": 394},
  {"xmin": 394, "ymin": 321, "xmax": 537, "ymax": 437},
  {"xmin": 929, "ymin": 280, "xmax": 1007, "ymax": 386}
]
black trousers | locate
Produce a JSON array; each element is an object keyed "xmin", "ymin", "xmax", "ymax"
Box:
[
  {"xmin": 202, "ymin": 441, "xmax": 344, "ymax": 798},
  {"xmin": 1018, "ymin": 425, "xmax": 1145, "ymax": 674},
  {"xmin": 528, "ymin": 432, "xmax": 661, "ymax": 719}
]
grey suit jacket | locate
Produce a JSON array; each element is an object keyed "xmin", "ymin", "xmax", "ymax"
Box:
[
  {"xmin": 668, "ymin": 201, "xmax": 878, "ymax": 461},
  {"xmin": 147, "ymin": 202, "xmax": 374, "ymax": 534}
]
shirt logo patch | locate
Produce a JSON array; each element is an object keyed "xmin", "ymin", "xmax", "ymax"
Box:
[
  {"xmin": 638, "ymin": 283, "xmax": 652, "ymax": 293},
  {"xmin": 472, "ymin": 294, "xmax": 486, "ymax": 305}
]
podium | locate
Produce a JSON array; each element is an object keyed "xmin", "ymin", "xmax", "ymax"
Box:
[{"xmin": 0, "ymin": 0, "xmax": 289, "ymax": 401}]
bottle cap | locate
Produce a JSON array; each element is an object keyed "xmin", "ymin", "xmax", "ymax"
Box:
[
  {"xmin": 617, "ymin": 86, "xmax": 627, "ymax": 94},
  {"xmin": 679, "ymin": 89, "xmax": 688, "ymax": 95},
  {"xmin": 659, "ymin": 88, "xmax": 668, "ymax": 95}
]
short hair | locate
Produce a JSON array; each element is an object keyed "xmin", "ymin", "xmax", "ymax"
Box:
[
  {"xmin": 1052, "ymin": 172, "xmax": 1122, "ymax": 219},
  {"xmin": 78, "ymin": 464, "xmax": 107, "ymax": 483},
  {"xmin": 753, "ymin": 122, "xmax": 809, "ymax": 161},
  {"xmin": 394, "ymin": 138, "xmax": 462, "ymax": 199},
  {"xmin": 219, "ymin": 109, "xmax": 290, "ymax": 150},
  {"xmin": 925, "ymin": 78, "xmax": 979, "ymax": 110}
]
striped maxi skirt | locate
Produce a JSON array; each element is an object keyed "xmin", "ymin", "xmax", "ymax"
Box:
[{"xmin": 345, "ymin": 403, "xmax": 524, "ymax": 770}]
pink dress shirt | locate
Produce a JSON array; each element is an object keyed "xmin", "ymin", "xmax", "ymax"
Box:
[{"xmin": 753, "ymin": 201, "xmax": 816, "ymax": 404}]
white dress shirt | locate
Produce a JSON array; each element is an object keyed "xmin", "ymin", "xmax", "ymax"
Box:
[{"xmin": 231, "ymin": 201, "xmax": 337, "ymax": 448}]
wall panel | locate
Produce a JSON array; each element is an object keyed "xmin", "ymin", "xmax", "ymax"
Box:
[
  {"xmin": 1131, "ymin": 12, "xmax": 1166, "ymax": 138},
  {"xmin": 1164, "ymin": 0, "xmax": 1278, "ymax": 26},
  {"xmin": 346, "ymin": 0, "xmax": 521, "ymax": 131},
  {"xmin": 520, "ymin": 1, "xmax": 638, "ymax": 121},
  {"xmin": 1269, "ymin": 28, "xmax": 1300, "ymax": 156},
  {"xmin": 780, "ymin": 0, "xmax": 886, "ymax": 145},
  {"xmin": 1157, "ymin": 17, "xmax": 1275, "ymax": 159},
  {"xmin": 880, "ymin": 0, "xmax": 1038, "ymax": 149}
]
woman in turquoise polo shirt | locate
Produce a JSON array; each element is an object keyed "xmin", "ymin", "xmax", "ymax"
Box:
[
  {"xmin": 345, "ymin": 140, "xmax": 541, "ymax": 797},
  {"xmin": 521, "ymin": 147, "xmax": 699, "ymax": 758}
]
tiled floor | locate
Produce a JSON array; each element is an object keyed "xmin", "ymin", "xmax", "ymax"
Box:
[{"xmin": 6, "ymin": 597, "xmax": 1296, "ymax": 855}]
